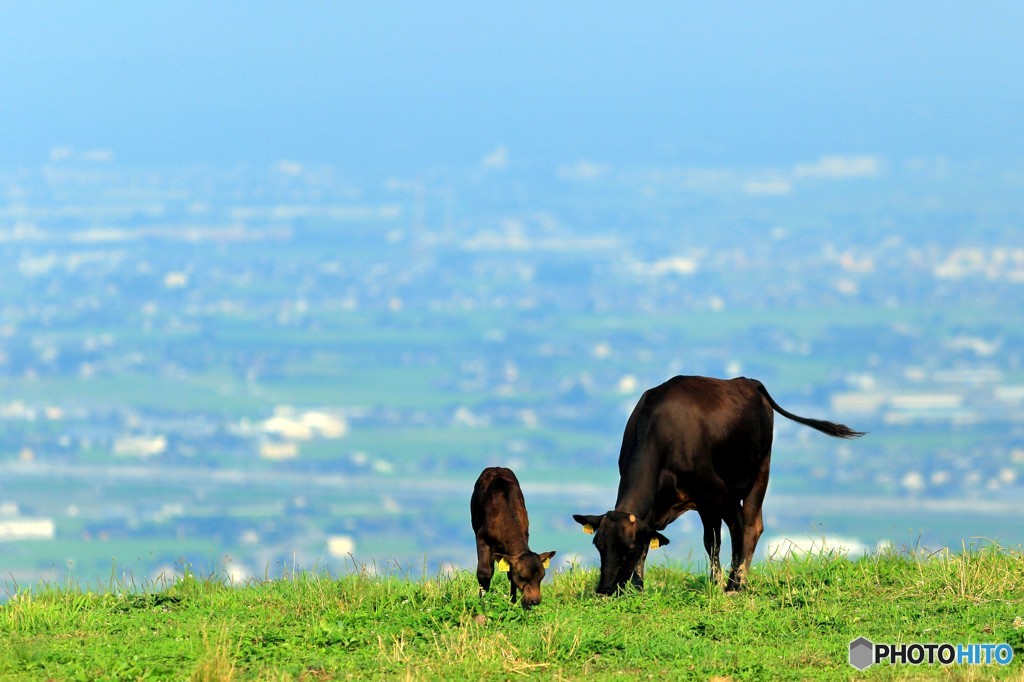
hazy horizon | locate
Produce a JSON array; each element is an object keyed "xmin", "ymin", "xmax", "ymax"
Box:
[{"xmin": 3, "ymin": 4, "xmax": 1024, "ymax": 170}]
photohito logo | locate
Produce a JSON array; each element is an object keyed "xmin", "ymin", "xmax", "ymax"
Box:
[{"xmin": 849, "ymin": 637, "xmax": 1014, "ymax": 670}]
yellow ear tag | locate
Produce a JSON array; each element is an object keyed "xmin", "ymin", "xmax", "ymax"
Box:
[
  {"xmin": 542, "ymin": 557, "xmax": 550, "ymax": 568},
  {"xmin": 649, "ymin": 538, "xmax": 660, "ymax": 550},
  {"xmin": 496, "ymin": 558, "xmax": 510, "ymax": 572},
  {"xmin": 583, "ymin": 524, "xmax": 594, "ymax": 534}
]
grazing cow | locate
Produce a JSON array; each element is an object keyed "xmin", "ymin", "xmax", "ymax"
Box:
[
  {"xmin": 471, "ymin": 467, "xmax": 556, "ymax": 609},
  {"xmin": 573, "ymin": 376, "xmax": 864, "ymax": 595}
]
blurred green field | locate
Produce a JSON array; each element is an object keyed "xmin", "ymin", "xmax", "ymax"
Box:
[{"xmin": 3, "ymin": 294, "xmax": 1022, "ymax": 598}]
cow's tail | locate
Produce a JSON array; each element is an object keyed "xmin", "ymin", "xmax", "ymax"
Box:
[{"xmin": 755, "ymin": 381, "xmax": 865, "ymax": 439}]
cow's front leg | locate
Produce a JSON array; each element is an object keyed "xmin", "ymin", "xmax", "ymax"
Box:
[
  {"xmin": 475, "ymin": 536, "xmax": 494, "ymax": 597},
  {"xmin": 631, "ymin": 548, "xmax": 649, "ymax": 591},
  {"xmin": 509, "ymin": 577, "xmax": 519, "ymax": 604}
]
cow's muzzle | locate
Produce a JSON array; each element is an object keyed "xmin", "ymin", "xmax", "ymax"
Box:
[{"xmin": 595, "ymin": 582, "xmax": 618, "ymax": 596}]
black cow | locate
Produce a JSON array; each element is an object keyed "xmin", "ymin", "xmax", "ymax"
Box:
[
  {"xmin": 471, "ymin": 467, "xmax": 556, "ymax": 608},
  {"xmin": 573, "ymin": 376, "xmax": 863, "ymax": 594}
]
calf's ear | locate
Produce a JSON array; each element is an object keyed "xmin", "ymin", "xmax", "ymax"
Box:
[
  {"xmin": 538, "ymin": 550, "xmax": 557, "ymax": 569},
  {"xmin": 572, "ymin": 514, "xmax": 604, "ymax": 534}
]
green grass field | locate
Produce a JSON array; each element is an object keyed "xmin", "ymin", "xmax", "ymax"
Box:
[{"xmin": 2, "ymin": 547, "xmax": 1022, "ymax": 680}]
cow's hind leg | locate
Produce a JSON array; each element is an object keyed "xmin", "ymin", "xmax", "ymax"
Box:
[
  {"xmin": 736, "ymin": 455, "xmax": 771, "ymax": 590},
  {"xmin": 723, "ymin": 500, "xmax": 746, "ymax": 592},
  {"xmin": 697, "ymin": 507, "xmax": 723, "ymax": 586},
  {"xmin": 475, "ymin": 535, "xmax": 494, "ymax": 597}
]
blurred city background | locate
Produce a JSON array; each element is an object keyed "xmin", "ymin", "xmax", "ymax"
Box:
[{"xmin": 1, "ymin": 3, "xmax": 1023, "ymax": 591}]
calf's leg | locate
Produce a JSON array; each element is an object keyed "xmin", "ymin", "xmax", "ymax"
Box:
[{"xmin": 475, "ymin": 535, "xmax": 494, "ymax": 596}]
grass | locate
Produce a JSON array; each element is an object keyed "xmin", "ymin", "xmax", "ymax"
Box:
[{"xmin": 1, "ymin": 546, "xmax": 1023, "ymax": 680}]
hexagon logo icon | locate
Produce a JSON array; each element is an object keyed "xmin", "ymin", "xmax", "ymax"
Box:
[{"xmin": 849, "ymin": 637, "xmax": 874, "ymax": 670}]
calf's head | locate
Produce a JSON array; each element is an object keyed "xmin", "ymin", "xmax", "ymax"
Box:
[
  {"xmin": 572, "ymin": 511, "xmax": 669, "ymax": 595},
  {"xmin": 496, "ymin": 550, "xmax": 556, "ymax": 608}
]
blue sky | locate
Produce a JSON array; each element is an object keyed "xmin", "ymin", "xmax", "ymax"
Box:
[{"xmin": 2, "ymin": 2, "xmax": 1022, "ymax": 169}]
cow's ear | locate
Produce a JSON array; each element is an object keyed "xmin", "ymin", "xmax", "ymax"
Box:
[
  {"xmin": 538, "ymin": 550, "xmax": 556, "ymax": 569},
  {"xmin": 572, "ymin": 514, "xmax": 604, "ymax": 534},
  {"xmin": 649, "ymin": 530, "xmax": 670, "ymax": 549}
]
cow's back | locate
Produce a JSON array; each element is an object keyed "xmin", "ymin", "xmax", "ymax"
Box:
[{"xmin": 622, "ymin": 376, "xmax": 773, "ymax": 491}]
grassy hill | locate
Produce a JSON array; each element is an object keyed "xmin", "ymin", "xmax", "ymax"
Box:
[{"xmin": 1, "ymin": 546, "xmax": 1022, "ymax": 680}]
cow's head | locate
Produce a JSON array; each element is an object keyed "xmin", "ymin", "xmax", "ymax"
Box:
[
  {"xmin": 495, "ymin": 550, "xmax": 556, "ymax": 608},
  {"xmin": 572, "ymin": 511, "xmax": 669, "ymax": 595}
]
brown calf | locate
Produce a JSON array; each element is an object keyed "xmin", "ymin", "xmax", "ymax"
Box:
[{"xmin": 471, "ymin": 467, "xmax": 556, "ymax": 609}]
